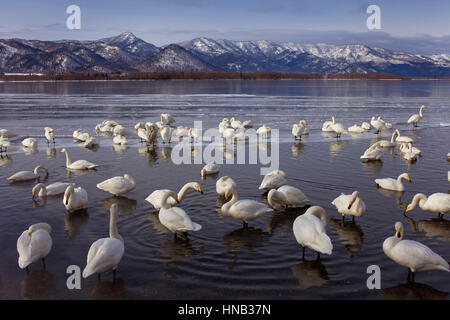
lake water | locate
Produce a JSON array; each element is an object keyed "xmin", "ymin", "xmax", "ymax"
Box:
[{"xmin": 0, "ymin": 80, "xmax": 449, "ymax": 299}]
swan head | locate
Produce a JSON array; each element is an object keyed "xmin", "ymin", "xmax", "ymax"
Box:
[
  {"xmin": 64, "ymin": 185, "xmax": 75, "ymax": 205},
  {"xmin": 348, "ymin": 191, "xmax": 360, "ymax": 209},
  {"xmin": 34, "ymin": 166, "xmax": 49, "ymax": 178},
  {"xmin": 60, "ymin": 148, "xmax": 67, "ymax": 153},
  {"xmin": 32, "ymin": 183, "xmax": 45, "ymax": 199},
  {"xmin": 394, "ymin": 221, "xmax": 403, "ymax": 239},
  {"xmin": 420, "ymin": 105, "xmax": 427, "ymax": 110},
  {"xmin": 299, "ymin": 120, "xmax": 308, "ymax": 125},
  {"xmin": 190, "ymin": 182, "xmax": 203, "ymax": 194},
  {"xmin": 28, "ymin": 222, "xmax": 52, "ymax": 237},
  {"xmin": 399, "ymin": 173, "xmax": 412, "ymax": 183}
]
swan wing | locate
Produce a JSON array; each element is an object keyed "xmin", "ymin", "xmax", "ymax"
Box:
[
  {"xmin": 8, "ymin": 171, "xmax": 36, "ymax": 181},
  {"xmin": 145, "ymin": 189, "xmax": 177, "ymax": 209},
  {"xmin": 259, "ymin": 174, "xmax": 286, "ymax": 190},
  {"xmin": 97, "ymin": 176, "xmax": 134, "ymax": 195},
  {"xmin": 69, "ymin": 160, "xmax": 97, "ymax": 170},
  {"xmin": 83, "ymin": 238, "xmax": 124, "ymax": 278},
  {"xmin": 427, "ymin": 193, "xmax": 450, "ymax": 213},
  {"xmin": 159, "ymin": 207, "xmax": 201, "ymax": 232},
  {"xmin": 229, "ymin": 200, "xmax": 273, "ymax": 221},
  {"xmin": 278, "ymin": 185, "xmax": 308, "ymax": 205},
  {"xmin": 46, "ymin": 182, "xmax": 74, "ymax": 195},
  {"xmin": 17, "ymin": 231, "xmax": 32, "ymax": 268},
  {"xmin": 28, "ymin": 230, "xmax": 52, "ymax": 264},
  {"xmin": 392, "ymin": 240, "xmax": 449, "ymax": 272}
]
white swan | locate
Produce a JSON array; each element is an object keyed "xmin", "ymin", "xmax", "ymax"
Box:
[
  {"xmin": 201, "ymin": 163, "xmax": 219, "ymax": 177},
  {"xmin": 348, "ymin": 124, "xmax": 366, "ymax": 134},
  {"xmin": 221, "ymin": 188, "xmax": 273, "ymax": 228},
  {"xmin": 395, "ymin": 129, "xmax": 413, "ymax": 144},
  {"xmin": 322, "ymin": 117, "xmax": 335, "ymax": 132},
  {"xmin": 22, "ymin": 137, "xmax": 37, "ymax": 148},
  {"xmin": 370, "ymin": 116, "xmax": 386, "ymax": 134},
  {"xmin": 159, "ymin": 191, "xmax": 202, "ymax": 236},
  {"xmin": 360, "ymin": 145, "xmax": 383, "ymax": 161},
  {"xmin": 407, "ymin": 105, "xmax": 426, "ymax": 127},
  {"xmin": 0, "ymin": 136, "xmax": 11, "ymax": 153},
  {"xmin": 8, "ymin": 166, "xmax": 49, "ymax": 182},
  {"xmin": 17, "ymin": 222, "xmax": 52, "ymax": 270},
  {"xmin": 406, "ymin": 193, "xmax": 450, "ymax": 218},
  {"xmin": 32, "ymin": 182, "xmax": 75, "ymax": 198},
  {"xmin": 73, "ymin": 129, "xmax": 90, "ymax": 142},
  {"xmin": 96, "ymin": 174, "xmax": 136, "ymax": 196},
  {"xmin": 375, "ymin": 173, "xmax": 411, "ymax": 191},
  {"xmin": 160, "ymin": 113, "xmax": 176, "ymax": 125},
  {"xmin": 383, "ymin": 221, "xmax": 449, "ymax": 282},
  {"xmin": 83, "ymin": 136, "xmax": 99, "ymax": 148},
  {"xmin": 44, "ymin": 127, "xmax": 55, "ymax": 144},
  {"xmin": 256, "ymin": 124, "xmax": 271, "ymax": 137},
  {"xmin": 63, "ymin": 185, "xmax": 88, "ymax": 212},
  {"xmin": 330, "ymin": 116, "xmax": 346, "ymax": 138},
  {"xmin": 83, "ymin": 203, "xmax": 124, "ymax": 280},
  {"xmin": 113, "ymin": 134, "xmax": 128, "ymax": 145},
  {"xmin": 267, "ymin": 185, "xmax": 308, "ymax": 209},
  {"xmin": 0, "ymin": 129, "xmax": 17, "ymax": 138},
  {"xmin": 216, "ymin": 176, "xmax": 237, "ymax": 196},
  {"xmin": 292, "ymin": 206, "xmax": 333, "ymax": 258},
  {"xmin": 373, "ymin": 131, "xmax": 398, "ymax": 148},
  {"xmin": 145, "ymin": 182, "xmax": 203, "ymax": 210},
  {"xmin": 400, "ymin": 142, "xmax": 421, "ymax": 156},
  {"xmin": 60, "ymin": 148, "xmax": 97, "ymax": 170},
  {"xmin": 113, "ymin": 125, "xmax": 131, "ymax": 136},
  {"xmin": 292, "ymin": 120, "xmax": 308, "ymax": 140},
  {"xmin": 259, "ymin": 170, "xmax": 287, "ymax": 191},
  {"xmin": 400, "ymin": 142, "xmax": 417, "ymax": 161},
  {"xmin": 361, "ymin": 122, "xmax": 371, "ymax": 130},
  {"xmin": 159, "ymin": 126, "xmax": 173, "ymax": 144},
  {"xmin": 331, "ymin": 191, "xmax": 366, "ymax": 221}
]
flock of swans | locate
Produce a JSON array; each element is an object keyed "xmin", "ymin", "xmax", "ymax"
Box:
[{"xmin": 3, "ymin": 104, "xmax": 450, "ymax": 287}]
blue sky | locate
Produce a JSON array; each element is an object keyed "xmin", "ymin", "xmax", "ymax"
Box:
[{"xmin": 1, "ymin": 0, "xmax": 450, "ymax": 54}]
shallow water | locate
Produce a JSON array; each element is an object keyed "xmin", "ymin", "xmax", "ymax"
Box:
[{"xmin": 0, "ymin": 80, "xmax": 449, "ymax": 300}]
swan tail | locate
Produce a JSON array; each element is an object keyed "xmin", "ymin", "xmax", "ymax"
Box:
[
  {"xmin": 315, "ymin": 233, "xmax": 333, "ymax": 255},
  {"xmin": 191, "ymin": 222, "xmax": 202, "ymax": 232}
]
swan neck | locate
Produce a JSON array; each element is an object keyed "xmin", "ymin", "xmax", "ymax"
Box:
[
  {"xmin": 64, "ymin": 150, "xmax": 72, "ymax": 166},
  {"xmin": 178, "ymin": 182, "xmax": 193, "ymax": 201},
  {"xmin": 221, "ymin": 190, "xmax": 238, "ymax": 215},
  {"xmin": 390, "ymin": 131, "xmax": 397, "ymax": 143},
  {"xmin": 411, "ymin": 194, "xmax": 426, "ymax": 210},
  {"xmin": 109, "ymin": 211, "xmax": 123, "ymax": 242}
]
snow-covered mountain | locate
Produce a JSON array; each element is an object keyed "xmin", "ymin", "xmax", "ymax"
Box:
[{"xmin": 1, "ymin": 33, "xmax": 450, "ymax": 76}]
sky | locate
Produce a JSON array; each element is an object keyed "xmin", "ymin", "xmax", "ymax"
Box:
[{"xmin": 1, "ymin": 0, "xmax": 450, "ymax": 54}]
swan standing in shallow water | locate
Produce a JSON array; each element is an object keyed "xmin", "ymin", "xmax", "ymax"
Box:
[
  {"xmin": 375, "ymin": 173, "xmax": 411, "ymax": 191},
  {"xmin": 0, "ymin": 136, "xmax": 11, "ymax": 153},
  {"xmin": 330, "ymin": 116, "xmax": 346, "ymax": 139},
  {"xmin": 394, "ymin": 129, "xmax": 413, "ymax": 144},
  {"xmin": 32, "ymin": 182, "xmax": 75, "ymax": 198},
  {"xmin": 221, "ymin": 188, "xmax": 273, "ymax": 228},
  {"xmin": 216, "ymin": 176, "xmax": 237, "ymax": 197},
  {"xmin": 60, "ymin": 148, "xmax": 97, "ymax": 170},
  {"xmin": 383, "ymin": 222, "xmax": 449, "ymax": 283},
  {"xmin": 372, "ymin": 131, "xmax": 398, "ymax": 148},
  {"xmin": 159, "ymin": 126, "xmax": 173, "ymax": 144},
  {"xmin": 8, "ymin": 166, "xmax": 49, "ymax": 182},
  {"xmin": 256, "ymin": 124, "xmax": 272, "ymax": 137},
  {"xmin": 17, "ymin": 223, "xmax": 52, "ymax": 270},
  {"xmin": 322, "ymin": 117, "xmax": 335, "ymax": 132},
  {"xmin": 292, "ymin": 120, "xmax": 308, "ymax": 140},
  {"xmin": 370, "ymin": 116, "xmax": 387, "ymax": 134},
  {"xmin": 159, "ymin": 191, "xmax": 202, "ymax": 238},
  {"xmin": 360, "ymin": 145, "xmax": 383, "ymax": 161},
  {"xmin": 201, "ymin": 164, "xmax": 219, "ymax": 177},
  {"xmin": 267, "ymin": 185, "xmax": 308, "ymax": 209},
  {"xmin": 400, "ymin": 142, "xmax": 421, "ymax": 156},
  {"xmin": 97, "ymin": 174, "xmax": 136, "ymax": 196},
  {"xmin": 63, "ymin": 185, "xmax": 88, "ymax": 212},
  {"xmin": 406, "ymin": 193, "xmax": 450, "ymax": 218},
  {"xmin": 145, "ymin": 182, "xmax": 203, "ymax": 210},
  {"xmin": 400, "ymin": 142, "xmax": 418, "ymax": 161},
  {"xmin": 331, "ymin": 191, "xmax": 366, "ymax": 222},
  {"xmin": 407, "ymin": 105, "xmax": 427, "ymax": 127},
  {"xmin": 44, "ymin": 127, "xmax": 55, "ymax": 145},
  {"xmin": 293, "ymin": 206, "xmax": 333, "ymax": 259},
  {"xmin": 259, "ymin": 170, "xmax": 287, "ymax": 191},
  {"xmin": 83, "ymin": 203, "xmax": 124, "ymax": 280}
]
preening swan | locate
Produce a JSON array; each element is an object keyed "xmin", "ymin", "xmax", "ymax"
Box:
[
  {"xmin": 348, "ymin": 124, "xmax": 365, "ymax": 134},
  {"xmin": 293, "ymin": 206, "xmax": 333, "ymax": 259},
  {"xmin": 372, "ymin": 131, "xmax": 398, "ymax": 148},
  {"xmin": 159, "ymin": 191, "xmax": 202, "ymax": 237},
  {"xmin": 370, "ymin": 116, "xmax": 387, "ymax": 134},
  {"xmin": 63, "ymin": 185, "xmax": 88, "ymax": 212},
  {"xmin": 259, "ymin": 170, "xmax": 287, "ymax": 191},
  {"xmin": 406, "ymin": 193, "xmax": 450, "ymax": 218},
  {"xmin": 96, "ymin": 174, "xmax": 136, "ymax": 196},
  {"xmin": 407, "ymin": 105, "xmax": 426, "ymax": 127},
  {"xmin": 145, "ymin": 182, "xmax": 203, "ymax": 210},
  {"xmin": 292, "ymin": 121, "xmax": 308, "ymax": 140},
  {"xmin": 113, "ymin": 134, "xmax": 128, "ymax": 145},
  {"xmin": 8, "ymin": 165, "xmax": 49, "ymax": 182},
  {"xmin": 159, "ymin": 125, "xmax": 173, "ymax": 144},
  {"xmin": 73, "ymin": 129, "xmax": 90, "ymax": 142},
  {"xmin": 267, "ymin": 185, "xmax": 308, "ymax": 209},
  {"xmin": 383, "ymin": 222, "xmax": 449, "ymax": 283},
  {"xmin": 17, "ymin": 223, "xmax": 52, "ymax": 270},
  {"xmin": 375, "ymin": 173, "xmax": 411, "ymax": 191},
  {"xmin": 400, "ymin": 142, "xmax": 418, "ymax": 161},
  {"xmin": 60, "ymin": 148, "xmax": 97, "ymax": 170},
  {"xmin": 221, "ymin": 188, "xmax": 273, "ymax": 228},
  {"xmin": 216, "ymin": 176, "xmax": 237, "ymax": 196},
  {"xmin": 32, "ymin": 182, "xmax": 75, "ymax": 198},
  {"xmin": 330, "ymin": 116, "xmax": 346, "ymax": 138},
  {"xmin": 322, "ymin": 117, "xmax": 335, "ymax": 132},
  {"xmin": 256, "ymin": 124, "xmax": 272, "ymax": 137},
  {"xmin": 83, "ymin": 203, "xmax": 124, "ymax": 280},
  {"xmin": 361, "ymin": 122, "xmax": 371, "ymax": 130},
  {"xmin": 22, "ymin": 137, "xmax": 37, "ymax": 148},
  {"xmin": 0, "ymin": 136, "xmax": 11, "ymax": 153},
  {"xmin": 360, "ymin": 145, "xmax": 383, "ymax": 161},
  {"xmin": 0, "ymin": 129, "xmax": 17, "ymax": 138},
  {"xmin": 331, "ymin": 191, "xmax": 366, "ymax": 221},
  {"xmin": 160, "ymin": 113, "xmax": 176, "ymax": 125},
  {"xmin": 201, "ymin": 164, "xmax": 219, "ymax": 177},
  {"xmin": 44, "ymin": 127, "xmax": 55, "ymax": 144},
  {"xmin": 400, "ymin": 142, "xmax": 421, "ymax": 156}
]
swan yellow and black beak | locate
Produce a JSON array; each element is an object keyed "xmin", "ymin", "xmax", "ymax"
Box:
[
  {"xmin": 32, "ymin": 191, "xmax": 35, "ymax": 199},
  {"xmin": 407, "ymin": 177, "xmax": 412, "ymax": 183},
  {"xmin": 197, "ymin": 187, "xmax": 203, "ymax": 194},
  {"xmin": 176, "ymin": 197, "xmax": 180, "ymax": 204},
  {"xmin": 28, "ymin": 231, "xmax": 33, "ymax": 237},
  {"xmin": 64, "ymin": 195, "xmax": 69, "ymax": 205},
  {"xmin": 224, "ymin": 193, "xmax": 229, "ymax": 200},
  {"xmin": 396, "ymin": 227, "xmax": 401, "ymax": 238},
  {"xmin": 347, "ymin": 201, "xmax": 353, "ymax": 210}
]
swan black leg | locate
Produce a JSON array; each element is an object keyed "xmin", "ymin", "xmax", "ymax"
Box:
[
  {"xmin": 113, "ymin": 269, "xmax": 116, "ymax": 282},
  {"xmin": 316, "ymin": 251, "xmax": 321, "ymax": 261},
  {"xmin": 243, "ymin": 221, "xmax": 248, "ymax": 229},
  {"xmin": 98, "ymin": 273, "xmax": 101, "ymax": 282},
  {"xmin": 26, "ymin": 266, "xmax": 30, "ymax": 274},
  {"xmin": 42, "ymin": 258, "xmax": 46, "ymax": 269},
  {"xmin": 352, "ymin": 216, "xmax": 355, "ymax": 223},
  {"xmin": 342, "ymin": 215, "xmax": 345, "ymax": 223},
  {"xmin": 302, "ymin": 247, "xmax": 305, "ymax": 260}
]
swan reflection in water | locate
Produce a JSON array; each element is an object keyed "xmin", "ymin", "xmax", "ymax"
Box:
[
  {"xmin": 160, "ymin": 146, "xmax": 172, "ymax": 161},
  {"xmin": 291, "ymin": 142, "xmax": 305, "ymax": 158},
  {"xmin": 23, "ymin": 146, "xmax": 39, "ymax": 156},
  {"xmin": 222, "ymin": 227, "xmax": 269, "ymax": 266},
  {"xmin": 291, "ymin": 258, "xmax": 329, "ymax": 289},
  {"xmin": 100, "ymin": 196, "xmax": 137, "ymax": 214},
  {"xmin": 381, "ymin": 282, "xmax": 448, "ymax": 300},
  {"xmin": 74, "ymin": 140, "xmax": 100, "ymax": 152},
  {"xmin": 112, "ymin": 143, "xmax": 129, "ymax": 154},
  {"xmin": 0, "ymin": 154, "xmax": 12, "ymax": 167},
  {"xmin": 91, "ymin": 278, "xmax": 125, "ymax": 300},
  {"xmin": 404, "ymin": 216, "xmax": 450, "ymax": 242},
  {"xmin": 21, "ymin": 269, "xmax": 55, "ymax": 300},
  {"xmin": 138, "ymin": 145, "xmax": 158, "ymax": 165},
  {"xmin": 46, "ymin": 147, "xmax": 56, "ymax": 159},
  {"xmin": 361, "ymin": 159, "xmax": 383, "ymax": 175},
  {"xmin": 65, "ymin": 208, "xmax": 89, "ymax": 240},
  {"xmin": 266, "ymin": 207, "xmax": 309, "ymax": 234},
  {"xmin": 159, "ymin": 238, "xmax": 203, "ymax": 268},
  {"xmin": 376, "ymin": 188, "xmax": 407, "ymax": 210},
  {"xmin": 147, "ymin": 211, "xmax": 171, "ymax": 235},
  {"xmin": 330, "ymin": 218, "xmax": 364, "ymax": 259},
  {"xmin": 329, "ymin": 140, "xmax": 348, "ymax": 158}
]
